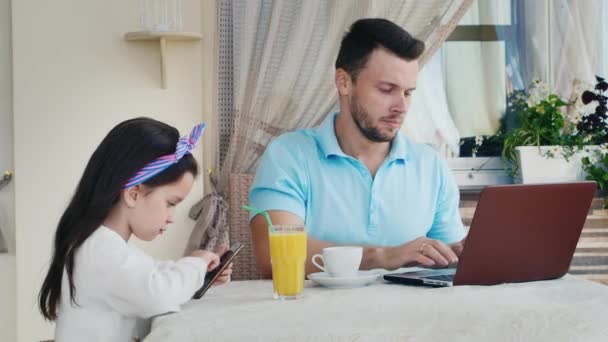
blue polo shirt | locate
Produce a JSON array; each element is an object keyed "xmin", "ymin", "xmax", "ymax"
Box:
[{"xmin": 249, "ymin": 112, "xmax": 465, "ymax": 246}]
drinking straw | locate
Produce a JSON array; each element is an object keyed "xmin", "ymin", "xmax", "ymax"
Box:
[{"xmin": 242, "ymin": 205, "xmax": 276, "ymax": 233}]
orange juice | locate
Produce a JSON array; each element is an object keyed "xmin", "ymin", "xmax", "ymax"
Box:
[{"xmin": 269, "ymin": 226, "xmax": 307, "ymax": 299}]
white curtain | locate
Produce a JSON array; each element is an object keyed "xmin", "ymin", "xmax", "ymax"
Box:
[
  {"xmin": 551, "ymin": 0, "xmax": 603, "ymax": 97},
  {"xmin": 604, "ymin": 2, "xmax": 608, "ymax": 77},
  {"xmin": 186, "ymin": 0, "xmax": 473, "ymax": 253},
  {"xmin": 503, "ymin": 0, "xmax": 603, "ymax": 97},
  {"xmin": 227, "ymin": 0, "xmax": 474, "ymax": 173},
  {"xmin": 501, "ymin": 0, "xmax": 548, "ymax": 92},
  {"xmin": 604, "ymin": 1, "xmax": 608, "ymax": 77},
  {"xmin": 402, "ymin": 52, "xmax": 461, "ymax": 155},
  {"xmin": 443, "ymin": 0, "xmax": 509, "ymax": 139}
]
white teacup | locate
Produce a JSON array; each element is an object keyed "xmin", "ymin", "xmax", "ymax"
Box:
[{"xmin": 311, "ymin": 246, "xmax": 362, "ymax": 278}]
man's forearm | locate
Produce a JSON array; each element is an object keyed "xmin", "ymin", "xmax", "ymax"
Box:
[{"xmin": 360, "ymin": 246, "xmax": 385, "ymax": 270}]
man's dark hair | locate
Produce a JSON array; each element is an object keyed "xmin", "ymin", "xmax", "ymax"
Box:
[{"xmin": 335, "ymin": 18, "xmax": 425, "ymax": 81}]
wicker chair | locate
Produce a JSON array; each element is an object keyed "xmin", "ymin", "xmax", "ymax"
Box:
[{"xmin": 228, "ymin": 173, "xmax": 263, "ymax": 280}]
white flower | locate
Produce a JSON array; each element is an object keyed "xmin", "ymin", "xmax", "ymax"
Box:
[
  {"xmin": 474, "ymin": 136, "xmax": 484, "ymax": 146},
  {"xmin": 526, "ymin": 80, "xmax": 553, "ymax": 108}
]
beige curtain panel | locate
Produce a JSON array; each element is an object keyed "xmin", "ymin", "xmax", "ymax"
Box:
[{"xmin": 185, "ymin": 0, "xmax": 473, "ymax": 255}]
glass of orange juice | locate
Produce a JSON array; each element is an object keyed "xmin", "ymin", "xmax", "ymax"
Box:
[{"xmin": 269, "ymin": 224, "xmax": 307, "ymax": 300}]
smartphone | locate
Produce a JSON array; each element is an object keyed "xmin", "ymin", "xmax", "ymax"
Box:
[{"xmin": 192, "ymin": 241, "xmax": 243, "ymax": 299}]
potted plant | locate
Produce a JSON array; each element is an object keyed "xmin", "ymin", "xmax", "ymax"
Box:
[
  {"xmin": 577, "ymin": 76, "xmax": 608, "ymax": 145},
  {"xmin": 501, "ymin": 80, "xmax": 589, "ymax": 183},
  {"xmin": 582, "ymin": 147, "xmax": 608, "ymax": 209},
  {"xmin": 580, "ymin": 76, "xmax": 608, "ymax": 208},
  {"xmin": 459, "ymin": 133, "xmax": 505, "ymax": 158}
]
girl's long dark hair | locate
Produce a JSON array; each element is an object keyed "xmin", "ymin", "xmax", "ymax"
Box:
[{"xmin": 38, "ymin": 117, "xmax": 199, "ymax": 321}]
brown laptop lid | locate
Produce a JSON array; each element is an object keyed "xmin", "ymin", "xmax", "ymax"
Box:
[{"xmin": 453, "ymin": 182, "xmax": 596, "ymax": 286}]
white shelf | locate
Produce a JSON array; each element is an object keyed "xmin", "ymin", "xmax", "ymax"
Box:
[
  {"xmin": 124, "ymin": 31, "xmax": 203, "ymax": 89},
  {"xmin": 125, "ymin": 31, "xmax": 202, "ymax": 41}
]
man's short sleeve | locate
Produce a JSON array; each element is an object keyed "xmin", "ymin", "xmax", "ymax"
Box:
[
  {"xmin": 248, "ymin": 134, "xmax": 309, "ymax": 222},
  {"xmin": 427, "ymin": 158, "xmax": 466, "ymax": 243}
]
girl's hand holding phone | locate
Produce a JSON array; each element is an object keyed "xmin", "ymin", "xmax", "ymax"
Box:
[
  {"xmin": 190, "ymin": 249, "xmax": 220, "ymax": 271},
  {"xmin": 213, "ymin": 245, "xmax": 233, "ymax": 285},
  {"xmin": 213, "ymin": 262, "xmax": 233, "ymax": 286}
]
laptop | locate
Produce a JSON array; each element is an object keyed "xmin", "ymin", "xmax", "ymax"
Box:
[{"xmin": 384, "ymin": 182, "xmax": 596, "ymax": 287}]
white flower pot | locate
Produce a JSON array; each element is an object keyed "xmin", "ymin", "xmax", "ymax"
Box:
[{"xmin": 514, "ymin": 146, "xmax": 598, "ymax": 184}]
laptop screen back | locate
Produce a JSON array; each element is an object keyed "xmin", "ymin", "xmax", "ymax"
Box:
[{"xmin": 453, "ymin": 182, "xmax": 596, "ymax": 286}]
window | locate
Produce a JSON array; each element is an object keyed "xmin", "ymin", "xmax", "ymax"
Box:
[{"xmin": 404, "ymin": 0, "xmax": 608, "ymax": 189}]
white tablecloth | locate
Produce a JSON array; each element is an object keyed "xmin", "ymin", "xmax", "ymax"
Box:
[{"xmin": 145, "ymin": 274, "xmax": 608, "ymax": 342}]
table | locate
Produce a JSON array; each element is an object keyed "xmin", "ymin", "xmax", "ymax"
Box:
[{"xmin": 144, "ymin": 274, "xmax": 608, "ymax": 341}]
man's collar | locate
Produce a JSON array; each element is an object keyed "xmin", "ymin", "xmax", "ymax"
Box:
[
  {"xmin": 316, "ymin": 112, "xmax": 407, "ymax": 162},
  {"xmin": 317, "ymin": 112, "xmax": 346, "ymax": 158},
  {"xmin": 388, "ymin": 131, "xmax": 407, "ymax": 162}
]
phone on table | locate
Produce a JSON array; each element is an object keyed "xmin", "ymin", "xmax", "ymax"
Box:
[{"xmin": 192, "ymin": 241, "xmax": 243, "ymax": 299}]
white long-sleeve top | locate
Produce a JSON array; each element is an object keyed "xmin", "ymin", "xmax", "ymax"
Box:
[{"xmin": 55, "ymin": 226, "xmax": 207, "ymax": 342}]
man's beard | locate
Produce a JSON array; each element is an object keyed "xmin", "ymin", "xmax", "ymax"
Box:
[{"xmin": 350, "ymin": 96, "xmax": 396, "ymax": 143}]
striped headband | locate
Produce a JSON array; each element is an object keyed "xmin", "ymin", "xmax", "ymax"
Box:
[{"xmin": 123, "ymin": 123, "xmax": 206, "ymax": 189}]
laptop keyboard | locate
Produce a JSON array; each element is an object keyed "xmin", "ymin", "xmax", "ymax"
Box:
[{"xmin": 425, "ymin": 274, "xmax": 455, "ymax": 282}]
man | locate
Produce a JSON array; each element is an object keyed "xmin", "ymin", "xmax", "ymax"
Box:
[{"xmin": 249, "ymin": 18, "xmax": 465, "ymax": 278}]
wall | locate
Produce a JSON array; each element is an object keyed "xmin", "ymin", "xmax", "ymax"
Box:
[
  {"xmin": 11, "ymin": 1, "xmax": 214, "ymax": 341},
  {"xmin": 0, "ymin": 0, "xmax": 13, "ymax": 252},
  {"xmin": 0, "ymin": 0, "xmax": 16, "ymax": 341},
  {"xmin": 0, "ymin": 256, "xmax": 15, "ymax": 342}
]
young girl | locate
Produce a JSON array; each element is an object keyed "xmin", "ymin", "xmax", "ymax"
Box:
[{"xmin": 38, "ymin": 118, "xmax": 230, "ymax": 341}]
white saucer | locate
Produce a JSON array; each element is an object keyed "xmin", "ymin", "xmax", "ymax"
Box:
[{"xmin": 308, "ymin": 270, "xmax": 380, "ymax": 288}]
